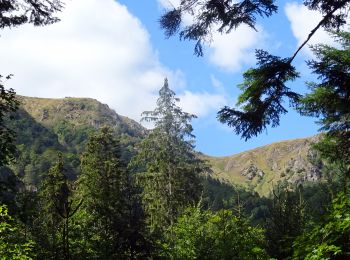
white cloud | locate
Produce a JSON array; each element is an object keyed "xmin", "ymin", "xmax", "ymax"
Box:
[
  {"xmin": 157, "ymin": 0, "xmax": 265, "ymax": 72},
  {"xmin": 0, "ymin": 0, "xmax": 166, "ymax": 121},
  {"xmin": 0, "ymin": 0, "xmax": 224, "ymax": 123},
  {"xmin": 209, "ymin": 25, "xmax": 265, "ymax": 72},
  {"xmin": 179, "ymin": 91, "xmax": 227, "ymax": 117},
  {"xmin": 285, "ymin": 2, "xmax": 348, "ymax": 56}
]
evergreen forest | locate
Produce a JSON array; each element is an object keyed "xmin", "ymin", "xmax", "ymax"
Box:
[{"xmin": 1, "ymin": 0, "xmax": 350, "ymax": 259}]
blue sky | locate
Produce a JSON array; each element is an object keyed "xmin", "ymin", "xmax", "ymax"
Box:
[
  {"xmin": 0, "ymin": 0, "xmax": 338, "ymax": 156},
  {"xmin": 117, "ymin": 0, "xmax": 323, "ymax": 156}
]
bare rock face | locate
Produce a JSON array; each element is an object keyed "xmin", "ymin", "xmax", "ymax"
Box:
[
  {"xmin": 241, "ymin": 164, "xmax": 265, "ymax": 180},
  {"xmin": 41, "ymin": 109, "xmax": 49, "ymax": 121}
]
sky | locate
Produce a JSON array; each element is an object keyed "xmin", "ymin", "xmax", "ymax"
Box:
[{"xmin": 0, "ymin": 0, "xmax": 343, "ymax": 156}]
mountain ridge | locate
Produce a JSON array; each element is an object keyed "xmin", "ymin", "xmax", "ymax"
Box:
[
  {"xmin": 12, "ymin": 96, "xmax": 323, "ymax": 195},
  {"xmin": 18, "ymin": 95, "xmax": 146, "ymax": 137}
]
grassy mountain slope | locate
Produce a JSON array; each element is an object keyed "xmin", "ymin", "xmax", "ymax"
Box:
[
  {"xmin": 19, "ymin": 96, "xmax": 145, "ymax": 135},
  {"xmin": 18, "ymin": 96, "xmax": 146, "ymax": 152},
  {"xmin": 7, "ymin": 96, "xmax": 146, "ymax": 187},
  {"xmin": 205, "ymin": 136, "xmax": 322, "ymax": 196}
]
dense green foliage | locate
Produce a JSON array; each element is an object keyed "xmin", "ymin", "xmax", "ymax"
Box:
[
  {"xmin": 0, "ymin": 76, "xmax": 19, "ymax": 166},
  {"xmin": 5, "ymin": 108, "xmax": 68, "ymax": 187},
  {"xmin": 293, "ymin": 190, "xmax": 350, "ymax": 259},
  {"xmin": 0, "ymin": 204, "xmax": 34, "ymax": 259},
  {"xmin": 163, "ymin": 206, "xmax": 269, "ymax": 259},
  {"xmin": 265, "ymin": 184, "xmax": 306, "ymax": 258},
  {"xmin": 77, "ymin": 126, "xmax": 148, "ymax": 258},
  {"xmin": 37, "ymin": 154, "xmax": 81, "ymax": 259}
]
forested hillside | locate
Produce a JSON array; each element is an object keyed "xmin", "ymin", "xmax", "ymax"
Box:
[
  {"xmin": 1, "ymin": 89, "xmax": 346, "ymax": 259},
  {"xmin": 8, "ymin": 95, "xmax": 324, "ymax": 195},
  {"xmin": 1, "ymin": 0, "xmax": 349, "ymax": 259},
  {"xmin": 5, "ymin": 96, "xmax": 145, "ymax": 187},
  {"xmin": 1, "ymin": 81, "xmax": 349, "ymax": 259}
]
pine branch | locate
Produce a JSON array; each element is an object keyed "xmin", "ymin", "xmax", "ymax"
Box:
[{"xmin": 289, "ymin": 1, "xmax": 347, "ymax": 64}]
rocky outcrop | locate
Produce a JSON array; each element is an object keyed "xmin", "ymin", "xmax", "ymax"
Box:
[{"xmin": 241, "ymin": 164, "xmax": 265, "ymax": 180}]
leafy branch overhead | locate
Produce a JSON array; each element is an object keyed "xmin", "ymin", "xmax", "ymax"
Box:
[
  {"xmin": 218, "ymin": 50, "xmax": 300, "ymax": 140},
  {"xmin": 0, "ymin": 0, "xmax": 64, "ymax": 29},
  {"xmin": 160, "ymin": 0, "xmax": 278, "ymax": 56},
  {"xmin": 160, "ymin": 0, "xmax": 350, "ymax": 140}
]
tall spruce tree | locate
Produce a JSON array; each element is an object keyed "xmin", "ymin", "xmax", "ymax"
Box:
[
  {"xmin": 134, "ymin": 78, "xmax": 206, "ymax": 236},
  {"xmin": 78, "ymin": 126, "xmax": 146, "ymax": 258},
  {"xmin": 38, "ymin": 153, "xmax": 81, "ymax": 260},
  {"xmin": 265, "ymin": 184, "xmax": 306, "ymax": 259}
]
